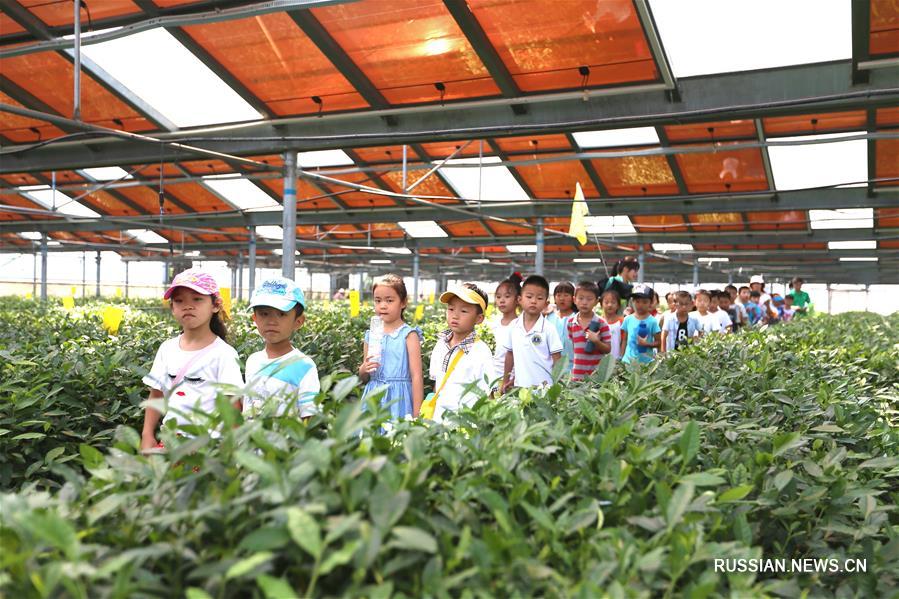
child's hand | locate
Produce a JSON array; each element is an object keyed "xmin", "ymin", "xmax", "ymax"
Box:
[
  {"xmin": 501, "ymin": 377, "xmax": 514, "ymax": 393},
  {"xmin": 585, "ymin": 329, "xmax": 601, "ymax": 344},
  {"xmin": 637, "ymin": 335, "xmax": 651, "ymax": 347},
  {"xmin": 359, "ymin": 356, "xmax": 380, "ymax": 377}
]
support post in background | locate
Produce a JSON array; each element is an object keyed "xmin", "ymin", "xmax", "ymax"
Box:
[
  {"xmin": 231, "ymin": 262, "xmax": 237, "ymax": 299},
  {"xmin": 40, "ymin": 233, "xmax": 48, "ymax": 301},
  {"xmin": 865, "ymin": 284, "xmax": 869, "ymax": 312},
  {"xmin": 82, "ymin": 251, "xmax": 87, "ymax": 297},
  {"xmin": 124, "ymin": 261, "xmax": 130, "ymax": 299},
  {"xmin": 728, "ymin": 272, "xmax": 734, "ymax": 285},
  {"xmin": 638, "ymin": 246, "xmax": 645, "ymax": 284},
  {"xmin": 412, "ymin": 250, "xmax": 420, "ymax": 302},
  {"xmin": 826, "ymin": 283, "xmax": 833, "ymax": 314},
  {"xmin": 692, "ymin": 259, "xmax": 699, "ymax": 287},
  {"xmin": 535, "ymin": 217, "xmax": 545, "ymax": 275},
  {"xmin": 248, "ymin": 227, "xmax": 256, "ymax": 295},
  {"xmin": 282, "ymin": 151, "xmax": 297, "ymax": 279},
  {"xmin": 73, "ymin": 0, "xmax": 81, "ymax": 121},
  {"xmin": 237, "ymin": 251, "xmax": 244, "ymax": 301},
  {"xmin": 163, "ymin": 259, "xmax": 169, "ymax": 285},
  {"xmin": 95, "ymin": 251, "xmax": 101, "ymax": 297},
  {"xmin": 32, "ymin": 248, "xmax": 37, "ymax": 297}
]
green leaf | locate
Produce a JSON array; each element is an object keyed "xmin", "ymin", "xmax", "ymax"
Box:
[
  {"xmin": 87, "ymin": 494, "xmax": 124, "ymax": 525},
  {"xmin": 225, "ymin": 552, "xmax": 274, "ymax": 579},
  {"xmin": 773, "ymin": 470, "xmax": 793, "ymax": 491},
  {"xmin": 12, "ymin": 432, "xmax": 46, "ymax": 441},
  {"xmin": 44, "ymin": 446, "xmax": 65, "ymax": 463},
  {"xmin": 733, "ymin": 512, "xmax": 752, "ymax": 545},
  {"xmin": 390, "ymin": 526, "xmax": 438, "ymax": 553},
  {"xmin": 79, "ymin": 443, "xmax": 104, "ymax": 469},
  {"xmin": 681, "ymin": 472, "xmax": 725, "ymax": 487},
  {"xmin": 679, "ymin": 421, "xmax": 700, "ymax": 466},
  {"xmin": 319, "ymin": 540, "xmax": 361, "ymax": 576},
  {"xmin": 257, "ymin": 575, "xmax": 299, "ymax": 599},
  {"xmin": 666, "ymin": 482, "xmax": 694, "ymax": 529},
  {"xmin": 287, "ymin": 507, "xmax": 322, "ymax": 559},
  {"xmin": 20, "ymin": 511, "xmax": 78, "ymax": 560},
  {"xmin": 718, "ymin": 485, "xmax": 754, "ymax": 503},
  {"xmin": 238, "ymin": 527, "xmax": 290, "ymax": 552},
  {"xmin": 772, "ymin": 431, "xmax": 803, "ymax": 457},
  {"xmin": 185, "ymin": 589, "xmax": 214, "ymax": 599},
  {"xmin": 235, "ymin": 450, "xmax": 279, "ymax": 481},
  {"xmin": 810, "ymin": 424, "xmax": 844, "ymax": 433},
  {"xmin": 859, "ymin": 456, "xmax": 899, "ymax": 469},
  {"xmin": 369, "ymin": 485, "xmax": 410, "ymax": 531}
]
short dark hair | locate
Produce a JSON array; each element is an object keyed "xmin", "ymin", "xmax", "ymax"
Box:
[
  {"xmin": 750, "ymin": 290, "xmax": 761, "ymax": 298},
  {"xmin": 675, "ymin": 290, "xmax": 692, "ymax": 302},
  {"xmin": 522, "ymin": 274, "xmax": 550, "ymax": 294},
  {"xmin": 725, "ymin": 284, "xmax": 737, "ymax": 293},
  {"xmin": 695, "ymin": 289, "xmax": 711, "ymax": 299},
  {"xmin": 792, "ymin": 277, "xmax": 804, "ymax": 284},
  {"xmin": 575, "ymin": 280, "xmax": 599, "ymax": 298},
  {"xmin": 601, "ymin": 289, "xmax": 620, "ymax": 304},
  {"xmin": 738, "ymin": 286, "xmax": 750, "ymax": 293},
  {"xmin": 554, "ymin": 281, "xmax": 575, "ymax": 295},
  {"xmin": 497, "ymin": 272, "xmax": 523, "ymax": 297},
  {"xmin": 462, "ymin": 282, "xmax": 488, "ymax": 314}
]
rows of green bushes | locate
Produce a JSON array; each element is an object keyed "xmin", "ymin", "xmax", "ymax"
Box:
[{"xmin": 1, "ymin": 297, "xmax": 897, "ymax": 597}]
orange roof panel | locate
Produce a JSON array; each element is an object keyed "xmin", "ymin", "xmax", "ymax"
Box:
[
  {"xmin": 380, "ymin": 170, "xmax": 460, "ymax": 204},
  {"xmin": 763, "ymin": 111, "xmax": 867, "ymax": 137},
  {"xmin": 166, "ymin": 182, "xmax": 236, "ymax": 213},
  {"xmin": 875, "ymin": 138, "xmax": 899, "ymax": 186},
  {"xmin": 115, "ymin": 186, "xmax": 178, "ymax": 214},
  {"xmin": 469, "ymin": 0, "xmax": 658, "ymax": 91},
  {"xmin": 0, "ymin": 13, "xmax": 25, "ymax": 35},
  {"xmin": 508, "ymin": 154, "xmax": 597, "ymax": 199},
  {"xmin": 441, "ymin": 221, "xmax": 491, "ymax": 237},
  {"xmin": 321, "ymin": 172, "xmax": 397, "ymax": 208},
  {"xmin": 495, "ymin": 134, "xmax": 571, "ymax": 154},
  {"xmin": 665, "ymin": 120, "xmax": 756, "ymax": 142},
  {"xmin": 0, "ymin": 91, "xmax": 66, "ymax": 143},
  {"xmin": 262, "ymin": 178, "xmax": 341, "ymax": 210},
  {"xmin": 687, "ymin": 212, "xmax": 744, "ymax": 232},
  {"xmin": 631, "ymin": 214, "xmax": 687, "ymax": 232},
  {"xmin": 183, "ymin": 13, "xmax": 368, "ymax": 116},
  {"xmin": 675, "ymin": 146, "xmax": 769, "ymax": 193},
  {"xmin": 22, "ymin": 0, "xmax": 140, "ymax": 27},
  {"xmin": 745, "ymin": 211, "xmax": 807, "ymax": 230},
  {"xmin": 420, "ymin": 140, "xmax": 485, "ymax": 158},
  {"xmin": 877, "ymin": 107, "xmax": 899, "ymax": 127},
  {"xmin": 871, "ymin": 0, "xmax": 899, "ymax": 56},
  {"xmin": 312, "ymin": 0, "xmax": 499, "ymax": 104},
  {"xmin": 591, "ymin": 152, "xmax": 678, "ymax": 196},
  {"xmin": 486, "ymin": 219, "xmax": 532, "ymax": 235},
  {"xmin": 353, "ymin": 146, "xmax": 419, "ymax": 164},
  {"xmin": 876, "ymin": 208, "xmax": 899, "ymax": 228}
]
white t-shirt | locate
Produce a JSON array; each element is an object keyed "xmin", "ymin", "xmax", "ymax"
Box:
[
  {"xmin": 143, "ymin": 336, "xmax": 244, "ymax": 426},
  {"xmin": 429, "ymin": 339, "xmax": 493, "ymax": 423},
  {"xmin": 715, "ymin": 309, "xmax": 733, "ymax": 332},
  {"xmin": 500, "ymin": 314, "xmax": 563, "ymax": 387},
  {"xmin": 693, "ymin": 311, "xmax": 725, "ymax": 334},
  {"xmin": 606, "ymin": 318, "xmax": 623, "ymax": 360},
  {"xmin": 244, "ymin": 347, "xmax": 320, "ymax": 418},
  {"xmin": 663, "ymin": 313, "xmax": 701, "ymax": 351},
  {"xmin": 487, "ymin": 314, "xmax": 513, "ymax": 382}
]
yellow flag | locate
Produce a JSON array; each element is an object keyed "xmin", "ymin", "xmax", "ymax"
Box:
[
  {"xmin": 102, "ymin": 306, "xmax": 124, "ymax": 335},
  {"xmin": 62, "ymin": 296, "xmax": 75, "ymax": 311},
  {"xmin": 115, "ymin": 287, "xmax": 122, "ymax": 297},
  {"xmin": 219, "ymin": 287, "xmax": 232, "ymax": 318},
  {"xmin": 25, "ymin": 292, "xmax": 32, "ymax": 299},
  {"xmin": 568, "ymin": 181, "xmax": 589, "ymax": 245},
  {"xmin": 70, "ymin": 285, "xmax": 77, "ymax": 297},
  {"xmin": 414, "ymin": 304, "xmax": 425, "ymax": 322},
  {"xmin": 428, "ymin": 292, "xmax": 435, "ymax": 304},
  {"xmin": 349, "ymin": 290, "xmax": 360, "ymax": 317},
  {"xmin": 485, "ymin": 304, "xmax": 494, "ymax": 318}
]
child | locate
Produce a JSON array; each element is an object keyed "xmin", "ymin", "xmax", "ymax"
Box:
[
  {"xmin": 567, "ymin": 281, "xmax": 611, "ymax": 381},
  {"xmin": 660, "ymin": 291, "xmax": 701, "ymax": 352},
  {"xmin": 770, "ymin": 294, "xmax": 785, "ymax": 324},
  {"xmin": 488, "ymin": 272, "xmax": 521, "ymax": 385},
  {"xmin": 597, "ymin": 257, "xmax": 640, "ymax": 304},
  {"xmin": 427, "ymin": 283, "xmax": 494, "ymax": 423},
  {"xmin": 737, "ymin": 286, "xmax": 751, "ymax": 308},
  {"xmin": 546, "ymin": 281, "xmax": 576, "ymax": 369},
  {"xmin": 658, "ymin": 292, "xmax": 676, "ymax": 331},
  {"xmin": 358, "ymin": 274, "xmax": 424, "ymax": 419},
  {"xmin": 620, "ymin": 284, "xmax": 661, "ymax": 364},
  {"xmin": 788, "ymin": 277, "xmax": 811, "ymax": 317},
  {"xmin": 745, "ymin": 290, "xmax": 764, "ymax": 325},
  {"xmin": 501, "ymin": 274, "xmax": 563, "ymax": 391},
  {"xmin": 600, "ymin": 289, "xmax": 624, "ymax": 361},
  {"xmin": 782, "ymin": 295, "xmax": 797, "ymax": 322},
  {"xmin": 711, "ymin": 291, "xmax": 733, "ymax": 333},
  {"xmin": 692, "ymin": 289, "xmax": 725, "ymax": 334},
  {"xmin": 141, "ymin": 269, "xmax": 244, "ymax": 451},
  {"xmin": 244, "ymin": 276, "xmax": 320, "ymax": 419}
]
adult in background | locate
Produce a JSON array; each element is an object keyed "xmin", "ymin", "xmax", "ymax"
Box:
[
  {"xmin": 787, "ymin": 277, "xmax": 812, "ymax": 317},
  {"xmin": 749, "ymin": 275, "xmax": 776, "ymax": 323},
  {"xmin": 597, "ymin": 257, "xmax": 640, "ymax": 305}
]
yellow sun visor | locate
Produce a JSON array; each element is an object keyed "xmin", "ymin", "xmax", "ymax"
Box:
[{"xmin": 439, "ymin": 285, "xmax": 487, "ymax": 312}]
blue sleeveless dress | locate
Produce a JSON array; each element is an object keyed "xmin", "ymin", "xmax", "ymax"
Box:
[{"xmin": 362, "ymin": 323, "xmax": 423, "ymax": 419}]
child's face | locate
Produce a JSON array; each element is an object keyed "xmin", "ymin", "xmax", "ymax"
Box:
[
  {"xmin": 719, "ymin": 296, "xmax": 731, "ymax": 310},
  {"xmin": 495, "ymin": 284, "xmax": 518, "ymax": 315},
  {"xmin": 621, "ymin": 267, "xmax": 638, "ymax": 283},
  {"xmin": 750, "ymin": 294, "xmax": 760, "ymax": 304},
  {"xmin": 739, "ymin": 289, "xmax": 750, "ymax": 303},
  {"xmin": 170, "ymin": 287, "xmax": 219, "ymax": 331},
  {"xmin": 445, "ymin": 297, "xmax": 483, "ymax": 335},
  {"xmin": 519, "ymin": 283, "xmax": 549, "ymax": 316},
  {"xmin": 574, "ymin": 290, "xmax": 598, "ymax": 315},
  {"xmin": 632, "ymin": 297, "xmax": 651, "ymax": 315},
  {"xmin": 554, "ymin": 290, "xmax": 574, "ymax": 312},
  {"xmin": 666, "ymin": 295, "xmax": 675, "ymax": 310},
  {"xmin": 793, "ymin": 281, "xmax": 803, "ymax": 292},
  {"xmin": 373, "ymin": 284, "xmax": 405, "ymax": 323},
  {"xmin": 252, "ymin": 306, "xmax": 303, "ymax": 345},
  {"xmin": 601, "ymin": 293, "xmax": 619, "ymax": 316},
  {"xmin": 676, "ymin": 296, "xmax": 692, "ymax": 316},
  {"xmin": 709, "ymin": 295, "xmax": 719, "ymax": 311},
  {"xmin": 727, "ymin": 288, "xmax": 738, "ymax": 301},
  {"xmin": 785, "ymin": 297, "xmax": 793, "ymax": 307},
  {"xmin": 695, "ymin": 294, "xmax": 710, "ymax": 312}
]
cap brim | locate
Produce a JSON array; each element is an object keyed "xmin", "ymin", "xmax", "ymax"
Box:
[
  {"xmin": 249, "ymin": 295, "xmax": 299, "ymax": 312},
  {"xmin": 439, "ymin": 289, "xmax": 486, "ymax": 311},
  {"xmin": 163, "ymin": 283, "xmax": 216, "ymax": 300}
]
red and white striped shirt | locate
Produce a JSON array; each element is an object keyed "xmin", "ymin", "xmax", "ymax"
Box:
[{"xmin": 567, "ymin": 313, "xmax": 611, "ymax": 381}]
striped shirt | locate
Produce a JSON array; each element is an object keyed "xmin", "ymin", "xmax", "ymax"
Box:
[{"xmin": 567, "ymin": 314, "xmax": 611, "ymax": 381}]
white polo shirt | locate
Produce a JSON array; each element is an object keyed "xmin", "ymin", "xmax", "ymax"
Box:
[
  {"xmin": 501, "ymin": 314, "xmax": 563, "ymax": 387},
  {"xmin": 429, "ymin": 337, "xmax": 494, "ymax": 423}
]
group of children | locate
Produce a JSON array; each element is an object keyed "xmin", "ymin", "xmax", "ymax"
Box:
[{"xmin": 140, "ymin": 265, "xmax": 812, "ymax": 446}]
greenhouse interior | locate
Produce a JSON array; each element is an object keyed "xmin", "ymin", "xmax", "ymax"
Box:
[{"xmin": 1, "ymin": 0, "xmax": 898, "ymax": 597}]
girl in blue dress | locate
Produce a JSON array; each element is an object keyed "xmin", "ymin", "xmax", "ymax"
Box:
[{"xmin": 358, "ymin": 274, "xmax": 424, "ymax": 419}]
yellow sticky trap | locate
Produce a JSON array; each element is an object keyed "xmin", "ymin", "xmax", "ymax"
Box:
[
  {"xmin": 349, "ymin": 290, "xmax": 360, "ymax": 318},
  {"xmin": 428, "ymin": 292, "xmax": 435, "ymax": 304},
  {"xmin": 25, "ymin": 292, "xmax": 32, "ymax": 299},
  {"xmin": 62, "ymin": 296, "xmax": 75, "ymax": 311},
  {"xmin": 414, "ymin": 304, "xmax": 425, "ymax": 322},
  {"xmin": 102, "ymin": 306, "xmax": 124, "ymax": 334},
  {"xmin": 70, "ymin": 285, "xmax": 77, "ymax": 297},
  {"xmin": 485, "ymin": 304, "xmax": 495, "ymax": 318},
  {"xmin": 115, "ymin": 287, "xmax": 122, "ymax": 297},
  {"xmin": 219, "ymin": 287, "xmax": 232, "ymax": 318}
]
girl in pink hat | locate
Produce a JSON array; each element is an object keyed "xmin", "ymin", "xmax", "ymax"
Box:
[{"xmin": 140, "ymin": 268, "xmax": 244, "ymax": 452}]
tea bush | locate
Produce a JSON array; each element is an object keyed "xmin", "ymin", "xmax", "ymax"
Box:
[{"xmin": 1, "ymin": 297, "xmax": 897, "ymax": 597}]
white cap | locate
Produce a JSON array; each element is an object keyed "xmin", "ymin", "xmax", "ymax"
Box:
[{"xmin": 750, "ymin": 275, "xmax": 764, "ymax": 285}]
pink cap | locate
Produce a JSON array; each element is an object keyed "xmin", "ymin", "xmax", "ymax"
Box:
[{"xmin": 163, "ymin": 268, "xmax": 219, "ymax": 299}]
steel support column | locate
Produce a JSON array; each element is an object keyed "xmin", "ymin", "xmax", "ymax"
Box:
[
  {"xmin": 535, "ymin": 217, "xmax": 545, "ymax": 275},
  {"xmin": 81, "ymin": 251, "xmax": 86, "ymax": 296},
  {"xmin": 248, "ymin": 226, "xmax": 256, "ymax": 295},
  {"xmin": 412, "ymin": 250, "xmax": 420, "ymax": 302},
  {"xmin": 40, "ymin": 233, "xmax": 47, "ymax": 301},
  {"xmin": 692, "ymin": 259, "xmax": 699, "ymax": 287},
  {"xmin": 638, "ymin": 246, "xmax": 645, "ymax": 283},
  {"xmin": 73, "ymin": 0, "xmax": 81, "ymax": 120},
  {"xmin": 95, "ymin": 251, "xmax": 101, "ymax": 297},
  {"xmin": 282, "ymin": 151, "xmax": 297, "ymax": 279},
  {"xmin": 124, "ymin": 261, "xmax": 129, "ymax": 299},
  {"xmin": 32, "ymin": 248, "xmax": 37, "ymax": 298},
  {"xmin": 237, "ymin": 250, "xmax": 244, "ymax": 301}
]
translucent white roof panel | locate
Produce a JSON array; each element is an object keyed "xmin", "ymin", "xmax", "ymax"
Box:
[
  {"xmin": 202, "ymin": 177, "xmax": 279, "ymax": 211},
  {"xmin": 769, "ymin": 133, "xmax": 867, "ymax": 191},
  {"xmin": 81, "ymin": 28, "xmax": 261, "ymax": 127},
  {"xmin": 585, "ymin": 216, "xmax": 636, "ymax": 235},
  {"xmin": 297, "ymin": 150, "xmax": 354, "ymax": 168},
  {"xmin": 573, "ymin": 258, "xmax": 604, "ymax": 263},
  {"xmin": 126, "ymin": 229, "xmax": 168, "ymax": 244},
  {"xmin": 19, "ymin": 232, "xmax": 42, "ymax": 240},
  {"xmin": 809, "ymin": 208, "xmax": 873, "ymax": 230},
  {"xmin": 653, "ymin": 243, "xmax": 694, "ymax": 252},
  {"xmin": 506, "ymin": 244, "xmax": 538, "ymax": 253},
  {"xmin": 828, "ymin": 240, "xmax": 877, "ymax": 250},
  {"xmin": 398, "ymin": 221, "xmax": 448, "ymax": 238},
  {"xmin": 472, "ymin": 258, "xmax": 491, "ymax": 264},
  {"xmin": 839, "ymin": 257, "xmax": 878, "ymax": 262},
  {"xmin": 440, "ymin": 156, "xmax": 529, "ymax": 202},
  {"xmin": 698, "ymin": 257, "xmax": 730, "ymax": 263},
  {"xmin": 256, "ymin": 225, "xmax": 284, "ymax": 240},
  {"xmin": 21, "ymin": 186, "xmax": 100, "ymax": 218},
  {"xmin": 370, "ymin": 259, "xmax": 392, "ymax": 264},
  {"xmin": 572, "ymin": 127, "xmax": 659, "ymax": 148},
  {"xmin": 80, "ymin": 167, "xmax": 133, "ymax": 181},
  {"xmin": 380, "ymin": 247, "xmax": 412, "ymax": 255},
  {"xmin": 650, "ymin": 0, "xmax": 851, "ymax": 78}
]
